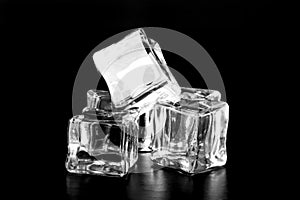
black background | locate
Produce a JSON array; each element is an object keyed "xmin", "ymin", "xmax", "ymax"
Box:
[{"xmin": 1, "ymin": 1, "xmax": 283, "ymax": 199}]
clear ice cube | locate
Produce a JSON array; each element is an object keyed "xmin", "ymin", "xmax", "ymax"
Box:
[
  {"xmin": 65, "ymin": 90, "xmax": 139, "ymax": 177},
  {"xmin": 150, "ymin": 87, "xmax": 229, "ymax": 175},
  {"xmin": 92, "ymin": 28, "xmax": 181, "ymax": 111}
]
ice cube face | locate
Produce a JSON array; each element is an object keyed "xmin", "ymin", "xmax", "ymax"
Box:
[
  {"xmin": 92, "ymin": 28, "xmax": 181, "ymax": 111},
  {"xmin": 65, "ymin": 90, "xmax": 139, "ymax": 177},
  {"xmin": 150, "ymin": 87, "xmax": 229, "ymax": 175}
]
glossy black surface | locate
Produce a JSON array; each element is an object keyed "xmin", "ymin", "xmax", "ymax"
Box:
[{"xmin": 65, "ymin": 154, "xmax": 230, "ymax": 200}]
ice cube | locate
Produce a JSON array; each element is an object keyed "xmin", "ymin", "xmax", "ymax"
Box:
[
  {"xmin": 150, "ymin": 87, "xmax": 229, "ymax": 175},
  {"xmin": 92, "ymin": 28, "xmax": 181, "ymax": 111},
  {"xmin": 65, "ymin": 90, "xmax": 139, "ymax": 177}
]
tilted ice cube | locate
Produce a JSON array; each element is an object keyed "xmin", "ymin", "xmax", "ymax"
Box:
[{"xmin": 92, "ymin": 28, "xmax": 181, "ymax": 111}]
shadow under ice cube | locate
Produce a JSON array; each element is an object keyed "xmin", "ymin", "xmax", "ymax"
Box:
[{"xmin": 150, "ymin": 87, "xmax": 229, "ymax": 175}]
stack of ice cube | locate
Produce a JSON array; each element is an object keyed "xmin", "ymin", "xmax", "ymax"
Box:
[{"xmin": 65, "ymin": 28, "xmax": 229, "ymax": 177}]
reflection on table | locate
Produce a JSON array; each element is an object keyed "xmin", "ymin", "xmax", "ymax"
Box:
[{"xmin": 66, "ymin": 153, "xmax": 227, "ymax": 200}]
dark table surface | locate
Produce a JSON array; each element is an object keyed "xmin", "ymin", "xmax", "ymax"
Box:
[{"xmin": 64, "ymin": 154, "xmax": 230, "ymax": 200}]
